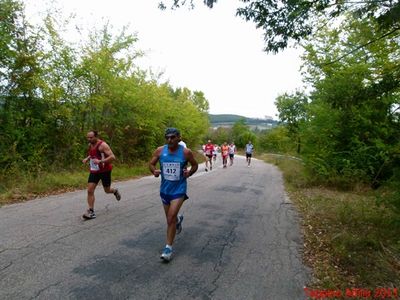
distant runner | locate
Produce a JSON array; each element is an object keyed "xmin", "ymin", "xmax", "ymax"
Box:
[
  {"xmin": 221, "ymin": 142, "xmax": 229, "ymax": 168},
  {"xmin": 228, "ymin": 142, "xmax": 236, "ymax": 166},
  {"xmin": 204, "ymin": 140, "xmax": 215, "ymax": 171},
  {"xmin": 245, "ymin": 141, "xmax": 254, "ymax": 167},
  {"xmin": 212, "ymin": 144, "xmax": 218, "ymax": 163}
]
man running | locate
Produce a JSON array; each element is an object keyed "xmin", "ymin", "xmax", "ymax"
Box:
[
  {"xmin": 149, "ymin": 128, "xmax": 198, "ymax": 262},
  {"xmin": 245, "ymin": 141, "xmax": 254, "ymax": 167},
  {"xmin": 228, "ymin": 142, "xmax": 236, "ymax": 166},
  {"xmin": 82, "ymin": 130, "xmax": 121, "ymax": 220},
  {"xmin": 203, "ymin": 140, "xmax": 214, "ymax": 171},
  {"xmin": 212, "ymin": 144, "xmax": 218, "ymax": 163},
  {"xmin": 221, "ymin": 142, "xmax": 229, "ymax": 168}
]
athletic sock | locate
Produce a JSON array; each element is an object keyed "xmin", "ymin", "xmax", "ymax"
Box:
[{"xmin": 165, "ymin": 244, "xmax": 172, "ymax": 250}]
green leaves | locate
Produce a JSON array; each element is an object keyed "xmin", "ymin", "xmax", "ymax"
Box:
[
  {"xmin": 0, "ymin": 0, "xmax": 209, "ymax": 173},
  {"xmin": 158, "ymin": 0, "xmax": 398, "ymax": 52},
  {"xmin": 299, "ymin": 15, "xmax": 400, "ymax": 187}
]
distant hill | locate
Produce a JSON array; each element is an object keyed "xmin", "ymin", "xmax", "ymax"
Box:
[{"xmin": 209, "ymin": 114, "xmax": 278, "ymax": 129}]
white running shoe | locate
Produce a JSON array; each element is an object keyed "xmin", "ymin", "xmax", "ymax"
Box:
[{"xmin": 160, "ymin": 247, "xmax": 173, "ymax": 261}]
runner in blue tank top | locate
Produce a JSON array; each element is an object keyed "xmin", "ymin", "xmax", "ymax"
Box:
[{"xmin": 149, "ymin": 128, "xmax": 198, "ymax": 262}]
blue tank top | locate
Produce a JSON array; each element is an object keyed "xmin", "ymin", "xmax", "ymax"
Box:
[{"xmin": 159, "ymin": 145, "xmax": 187, "ymax": 196}]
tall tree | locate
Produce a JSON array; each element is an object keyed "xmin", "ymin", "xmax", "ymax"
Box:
[
  {"xmin": 301, "ymin": 15, "xmax": 400, "ymax": 185},
  {"xmin": 275, "ymin": 90, "xmax": 308, "ymax": 153},
  {"xmin": 0, "ymin": 0, "xmax": 46, "ymax": 170}
]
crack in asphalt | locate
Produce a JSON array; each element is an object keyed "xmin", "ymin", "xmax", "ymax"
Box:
[
  {"xmin": 30, "ymin": 281, "xmax": 62, "ymax": 300},
  {"xmin": 208, "ymin": 218, "xmax": 240, "ymax": 298},
  {"xmin": 0, "ymin": 261, "xmax": 12, "ymax": 273}
]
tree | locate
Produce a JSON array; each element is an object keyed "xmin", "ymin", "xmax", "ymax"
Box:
[
  {"xmin": 231, "ymin": 119, "xmax": 257, "ymax": 149},
  {"xmin": 0, "ymin": 0, "xmax": 211, "ymax": 175},
  {"xmin": 275, "ymin": 91, "xmax": 308, "ymax": 153},
  {"xmin": 159, "ymin": 0, "xmax": 400, "ymax": 52},
  {"xmin": 191, "ymin": 90, "xmax": 209, "ymax": 113},
  {"xmin": 0, "ymin": 0, "xmax": 47, "ymax": 171},
  {"xmin": 258, "ymin": 125, "xmax": 294, "ymax": 154},
  {"xmin": 300, "ymin": 15, "xmax": 400, "ymax": 186}
]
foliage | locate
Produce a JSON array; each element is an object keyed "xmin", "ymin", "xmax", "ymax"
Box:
[
  {"xmin": 0, "ymin": 0, "xmax": 209, "ymax": 177},
  {"xmin": 263, "ymin": 156, "xmax": 400, "ymax": 289},
  {"xmin": 275, "ymin": 90, "xmax": 308, "ymax": 153},
  {"xmin": 158, "ymin": 0, "xmax": 400, "ymax": 52},
  {"xmin": 230, "ymin": 118, "xmax": 257, "ymax": 148},
  {"xmin": 258, "ymin": 125, "xmax": 295, "ymax": 154},
  {"xmin": 297, "ymin": 15, "xmax": 400, "ymax": 190}
]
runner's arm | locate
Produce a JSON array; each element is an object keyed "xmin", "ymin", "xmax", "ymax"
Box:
[
  {"xmin": 149, "ymin": 147, "xmax": 162, "ymax": 177},
  {"xmin": 97, "ymin": 143, "xmax": 115, "ymax": 164},
  {"xmin": 183, "ymin": 149, "xmax": 198, "ymax": 178},
  {"xmin": 82, "ymin": 156, "xmax": 90, "ymax": 164}
]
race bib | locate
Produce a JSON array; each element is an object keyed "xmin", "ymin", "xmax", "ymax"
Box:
[
  {"xmin": 162, "ymin": 162, "xmax": 181, "ymax": 181},
  {"xmin": 90, "ymin": 158, "xmax": 100, "ymax": 171}
]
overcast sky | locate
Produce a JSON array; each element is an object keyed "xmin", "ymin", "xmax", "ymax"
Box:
[{"xmin": 24, "ymin": 0, "xmax": 304, "ymax": 119}]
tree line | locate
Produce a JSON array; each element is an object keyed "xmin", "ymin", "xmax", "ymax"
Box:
[
  {"xmin": 0, "ymin": 0, "xmax": 210, "ymax": 184},
  {"xmin": 2, "ymin": 0, "xmax": 400, "ymax": 213},
  {"xmin": 274, "ymin": 15, "xmax": 400, "ymax": 192},
  {"xmin": 195, "ymin": 2, "xmax": 400, "ymax": 211}
]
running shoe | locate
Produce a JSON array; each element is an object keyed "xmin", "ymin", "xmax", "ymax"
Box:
[
  {"xmin": 210, "ymin": 165, "xmax": 212, "ymax": 170},
  {"xmin": 176, "ymin": 214, "xmax": 184, "ymax": 234},
  {"xmin": 82, "ymin": 209, "xmax": 96, "ymax": 220},
  {"xmin": 205, "ymin": 168, "xmax": 208, "ymax": 172},
  {"xmin": 114, "ymin": 189, "xmax": 121, "ymax": 201},
  {"xmin": 160, "ymin": 247, "xmax": 173, "ymax": 261}
]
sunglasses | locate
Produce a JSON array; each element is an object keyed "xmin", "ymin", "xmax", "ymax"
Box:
[{"xmin": 165, "ymin": 135, "xmax": 177, "ymax": 139}]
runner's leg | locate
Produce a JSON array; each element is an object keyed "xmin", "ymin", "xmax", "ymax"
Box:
[{"xmin": 163, "ymin": 197, "xmax": 185, "ymax": 246}]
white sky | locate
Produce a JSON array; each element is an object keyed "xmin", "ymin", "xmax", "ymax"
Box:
[{"xmin": 23, "ymin": 0, "xmax": 304, "ymax": 119}]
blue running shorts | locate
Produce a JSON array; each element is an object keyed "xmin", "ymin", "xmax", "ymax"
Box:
[{"xmin": 160, "ymin": 193, "xmax": 189, "ymax": 205}]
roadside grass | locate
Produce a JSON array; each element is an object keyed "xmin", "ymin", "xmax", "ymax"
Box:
[
  {"xmin": 0, "ymin": 151, "xmax": 206, "ymax": 207},
  {"xmin": 0, "ymin": 163, "xmax": 149, "ymax": 206},
  {"xmin": 260, "ymin": 153, "xmax": 400, "ymax": 290}
]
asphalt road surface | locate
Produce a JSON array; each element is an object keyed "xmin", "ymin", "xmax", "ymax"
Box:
[{"xmin": 0, "ymin": 155, "xmax": 310, "ymax": 299}]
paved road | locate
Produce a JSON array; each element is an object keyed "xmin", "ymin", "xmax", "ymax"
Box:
[{"xmin": 0, "ymin": 156, "xmax": 310, "ymax": 299}]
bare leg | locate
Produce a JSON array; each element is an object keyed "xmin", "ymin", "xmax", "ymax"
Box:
[
  {"xmin": 87, "ymin": 182, "xmax": 97, "ymax": 209},
  {"xmin": 163, "ymin": 198, "xmax": 185, "ymax": 246},
  {"xmin": 103, "ymin": 186, "xmax": 117, "ymax": 194}
]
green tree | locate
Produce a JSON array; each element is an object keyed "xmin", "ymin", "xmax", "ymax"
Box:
[
  {"xmin": 231, "ymin": 119, "xmax": 257, "ymax": 149},
  {"xmin": 0, "ymin": 0, "xmax": 47, "ymax": 171},
  {"xmin": 0, "ymin": 0, "xmax": 211, "ymax": 179},
  {"xmin": 301, "ymin": 15, "xmax": 400, "ymax": 186},
  {"xmin": 258, "ymin": 125, "xmax": 294, "ymax": 154},
  {"xmin": 191, "ymin": 90, "xmax": 209, "ymax": 113},
  {"xmin": 275, "ymin": 91, "xmax": 308, "ymax": 154},
  {"xmin": 209, "ymin": 127, "xmax": 231, "ymax": 145},
  {"xmin": 159, "ymin": 0, "xmax": 399, "ymax": 52}
]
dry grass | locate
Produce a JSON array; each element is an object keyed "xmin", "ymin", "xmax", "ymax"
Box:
[
  {"xmin": 0, "ymin": 151, "xmax": 205, "ymax": 206},
  {"xmin": 262, "ymin": 154, "xmax": 400, "ymax": 290},
  {"xmin": 0, "ymin": 164, "xmax": 149, "ymax": 206}
]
